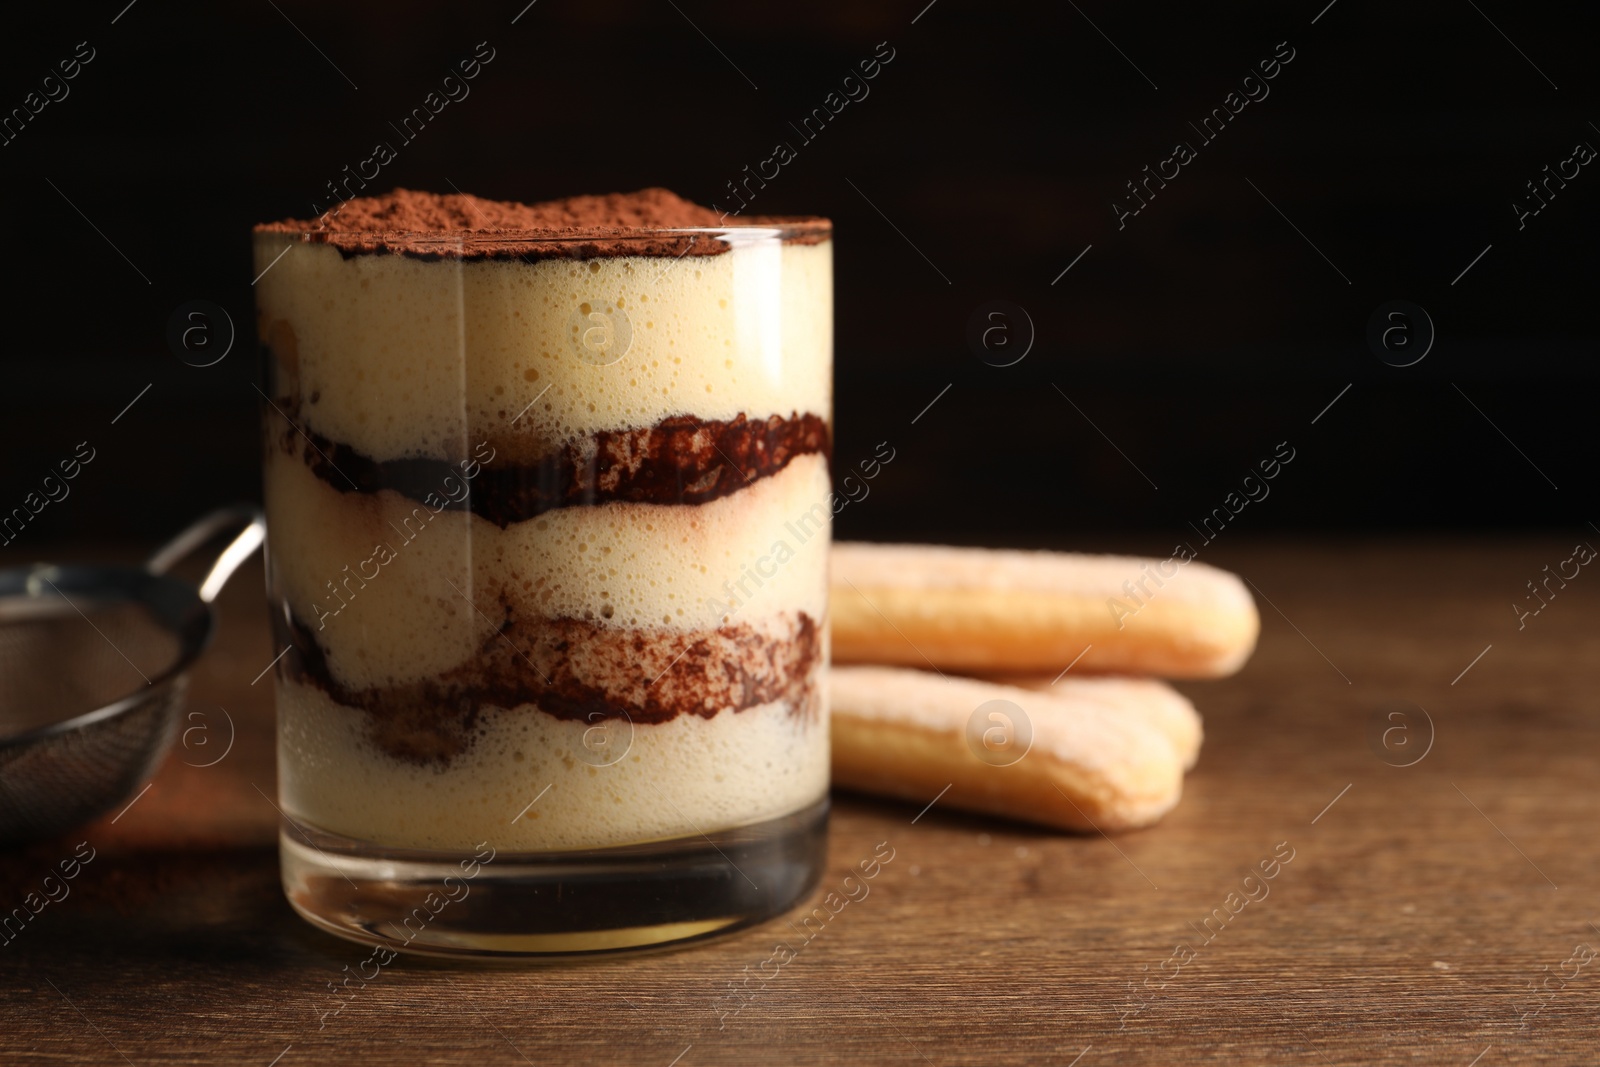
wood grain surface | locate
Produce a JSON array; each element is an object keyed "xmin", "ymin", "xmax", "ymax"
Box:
[{"xmin": 3, "ymin": 538, "xmax": 1598, "ymax": 1066}]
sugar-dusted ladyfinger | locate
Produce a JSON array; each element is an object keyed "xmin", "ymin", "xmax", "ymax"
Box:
[
  {"xmin": 830, "ymin": 666, "xmax": 1184, "ymax": 832},
  {"xmin": 992, "ymin": 674, "xmax": 1203, "ymax": 770},
  {"xmin": 831, "ymin": 542, "xmax": 1259, "ymax": 678}
]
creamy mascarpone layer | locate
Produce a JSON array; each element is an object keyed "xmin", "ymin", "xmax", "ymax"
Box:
[
  {"xmin": 264, "ymin": 447, "xmax": 830, "ymax": 691},
  {"xmin": 252, "ymin": 237, "xmax": 833, "ymax": 463},
  {"xmin": 278, "ymin": 677, "xmax": 830, "ymax": 851}
]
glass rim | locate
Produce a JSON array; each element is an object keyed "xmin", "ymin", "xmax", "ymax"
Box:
[{"xmin": 255, "ymin": 222, "xmax": 830, "ymax": 245}]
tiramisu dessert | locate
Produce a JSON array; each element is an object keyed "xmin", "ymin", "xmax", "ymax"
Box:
[{"xmin": 253, "ymin": 189, "xmax": 832, "ymax": 889}]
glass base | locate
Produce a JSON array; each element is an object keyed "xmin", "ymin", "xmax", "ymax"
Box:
[{"xmin": 279, "ymin": 797, "xmax": 829, "ymax": 958}]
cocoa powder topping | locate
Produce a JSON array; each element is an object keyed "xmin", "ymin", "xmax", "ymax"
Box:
[{"xmin": 254, "ymin": 188, "xmax": 830, "ymax": 260}]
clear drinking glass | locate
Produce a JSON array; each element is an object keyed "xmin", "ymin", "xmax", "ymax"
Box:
[{"xmin": 253, "ymin": 222, "xmax": 832, "ymax": 956}]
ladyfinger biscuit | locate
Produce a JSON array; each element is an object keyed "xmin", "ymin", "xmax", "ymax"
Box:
[
  {"xmin": 990, "ymin": 675, "xmax": 1203, "ymax": 770},
  {"xmin": 831, "ymin": 542, "xmax": 1259, "ymax": 678},
  {"xmin": 830, "ymin": 666, "xmax": 1184, "ymax": 832}
]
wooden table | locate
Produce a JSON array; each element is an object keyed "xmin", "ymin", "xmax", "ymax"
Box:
[{"xmin": 4, "ymin": 539, "xmax": 1598, "ymax": 1065}]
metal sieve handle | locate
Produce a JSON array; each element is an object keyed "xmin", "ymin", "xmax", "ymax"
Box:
[{"xmin": 145, "ymin": 506, "xmax": 266, "ymax": 603}]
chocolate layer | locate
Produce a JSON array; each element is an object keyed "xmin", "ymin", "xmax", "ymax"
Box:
[
  {"xmin": 254, "ymin": 188, "xmax": 831, "ymax": 261},
  {"xmin": 278, "ymin": 610, "xmax": 821, "ymax": 766},
  {"xmin": 275, "ymin": 410, "xmax": 831, "ymax": 526}
]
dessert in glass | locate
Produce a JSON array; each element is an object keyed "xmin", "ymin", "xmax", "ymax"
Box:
[{"xmin": 253, "ymin": 189, "xmax": 832, "ymax": 956}]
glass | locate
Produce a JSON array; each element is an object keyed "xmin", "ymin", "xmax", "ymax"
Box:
[{"xmin": 253, "ymin": 223, "xmax": 832, "ymax": 956}]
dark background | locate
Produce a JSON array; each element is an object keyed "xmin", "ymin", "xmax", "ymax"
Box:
[{"xmin": 1, "ymin": 0, "xmax": 1593, "ymax": 554}]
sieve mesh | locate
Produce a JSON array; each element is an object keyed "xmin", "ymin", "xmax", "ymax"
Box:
[
  {"xmin": 0, "ymin": 506, "xmax": 263, "ymax": 845},
  {"xmin": 0, "ymin": 595, "xmax": 189, "ymax": 842}
]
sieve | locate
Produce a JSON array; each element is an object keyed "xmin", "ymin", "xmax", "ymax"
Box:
[{"xmin": 0, "ymin": 506, "xmax": 265, "ymax": 844}]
